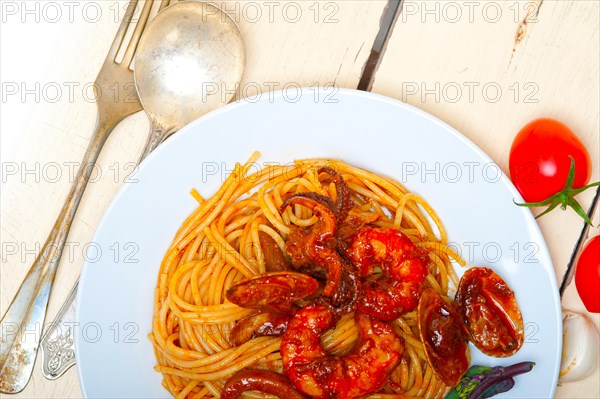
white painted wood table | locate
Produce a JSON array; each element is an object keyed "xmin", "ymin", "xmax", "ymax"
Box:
[{"xmin": 1, "ymin": 0, "xmax": 598, "ymax": 397}]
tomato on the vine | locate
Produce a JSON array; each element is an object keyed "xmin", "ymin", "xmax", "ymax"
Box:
[
  {"xmin": 510, "ymin": 118, "xmax": 591, "ymax": 202},
  {"xmin": 509, "ymin": 118, "xmax": 598, "ymax": 224},
  {"xmin": 575, "ymin": 236, "xmax": 600, "ymax": 313}
]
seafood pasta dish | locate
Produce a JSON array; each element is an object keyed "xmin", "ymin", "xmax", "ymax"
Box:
[{"xmin": 150, "ymin": 153, "xmax": 526, "ymax": 399}]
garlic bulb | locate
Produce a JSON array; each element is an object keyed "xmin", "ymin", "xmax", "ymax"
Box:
[{"xmin": 559, "ymin": 309, "xmax": 599, "ymax": 383}]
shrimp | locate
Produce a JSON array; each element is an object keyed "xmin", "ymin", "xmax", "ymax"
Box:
[
  {"xmin": 346, "ymin": 227, "xmax": 428, "ymax": 321},
  {"xmin": 281, "ymin": 194, "xmax": 357, "ymax": 308},
  {"xmin": 281, "ymin": 304, "xmax": 404, "ymax": 399}
]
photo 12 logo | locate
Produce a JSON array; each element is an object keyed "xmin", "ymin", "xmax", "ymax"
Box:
[
  {"xmin": 1, "ymin": 1, "xmax": 342, "ymax": 25},
  {"xmin": 1, "ymin": 1, "xmax": 106, "ymax": 24},
  {"xmin": 401, "ymin": 1, "xmax": 542, "ymax": 24},
  {"xmin": 399, "ymin": 161, "xmax": 504, "ymax": 184},
  {"xmin": 1, "ymin": 321, "xmax": 141, "ymax": 345},
  {"xmin": 1, "ymin": 161, "xmax": 139, "ymax": 184},
  {"xmin": 401, "ymin": 81, "xmax": 540, "ymax": 104},
  {"xmin": 447, "ymin": 241, "xmax": 540, "ymax": 264},
  {"xmin": 1, "ymin": 241, "xmax": 140, "ymax": 264},
  {"xmin": 206, "ymin": 1, "xmax": 340, "ymax": 24},
  {"xmin": 202, "ymin": 82, "xmax": 340, "ymax": 104}
]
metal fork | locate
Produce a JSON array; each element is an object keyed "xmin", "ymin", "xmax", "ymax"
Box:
[{"xmin": 0, "ymin": 0, "xmax": 170, "ymax": 392}]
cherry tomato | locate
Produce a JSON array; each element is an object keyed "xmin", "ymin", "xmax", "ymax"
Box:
[
  {"xmin": 509, "ymin": 118, "xmax": 592, "ymax": 202},
  {"xmin": 575, "ymin": 236, "xmax": 600, "ymax": 313}
]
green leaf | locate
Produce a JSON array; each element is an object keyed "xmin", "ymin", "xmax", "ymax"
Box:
[
  {"xmin": 570, "ymin": 181, "xmax": 600, "ymax": 195},
  {"xmin": 567, "ymin": 197, "xmax": 594, "ymax": 226},
  {"xmin": 562, "ymin": 156, "xmax": 576, "ymax": 190},
  {"xmin": 534, "ymin": 200, "xmax": 561, "ymax": 220},
  {"xmin": 514, "ymin": 195, "xmax": 556, "ymax": 207}
]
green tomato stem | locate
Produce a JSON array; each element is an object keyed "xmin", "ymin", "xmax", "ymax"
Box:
[{"xmin": 514, "ymin": 156, "xmax": 598, "ymax": 226}]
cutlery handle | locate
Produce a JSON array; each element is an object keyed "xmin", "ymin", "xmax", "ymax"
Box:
[
  {"xmin": 139, "ymin": 122, "xmax": 175, "ymax": 161},
  {"xmin": 40, "ymin": 281, "xmax": 78, "ymax": 379},
  {"xmin": 37, "ymin": 120, "xmax": 175, "ymax": 382},
  {"xmin": 0, "ymin": 118, "xmax": 114, "ymax": 393}
]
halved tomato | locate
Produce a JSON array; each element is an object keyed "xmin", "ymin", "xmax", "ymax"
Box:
[
  {"xmin": 456, "ymin": 268, "xmax": 524, "ymax": 357},
  {"xmin": 417, "ymin": 288, "xmax": 470, "ymax": 386}
]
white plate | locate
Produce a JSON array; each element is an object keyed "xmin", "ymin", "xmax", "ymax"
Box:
[{"xmin": 76, "ymin": 88, "xmax": 561, "ymax": 398}]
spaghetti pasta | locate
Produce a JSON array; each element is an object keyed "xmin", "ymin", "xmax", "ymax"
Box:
[{"xmin": 151, "ymin": 152, "xmax": 465, "ymax": 399}]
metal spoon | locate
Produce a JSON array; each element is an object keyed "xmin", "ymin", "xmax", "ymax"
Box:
[
  {"xmin": 135, "ymin": 1, "xmax": 245, "ymax": 159},
  {"xmin": 39, "ymin": 1, "xmax": 245, "ymax": 379}
]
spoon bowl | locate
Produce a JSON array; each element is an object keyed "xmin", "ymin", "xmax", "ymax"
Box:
[{"xmin": 134, "ymin": 2, "xmax": 245, "ymax": 158}]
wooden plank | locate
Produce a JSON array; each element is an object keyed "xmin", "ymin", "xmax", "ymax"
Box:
[
  {"xmin": 371, "ymin": 0, "xmax": 599, "ymax": 397},
  {"xmin": 0, "ymin": 1, "xmax": 388, "ymax": 397}
]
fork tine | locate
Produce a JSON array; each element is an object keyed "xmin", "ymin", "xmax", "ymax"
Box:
[
  {"xmin": 121, "ymin": 0, "xmax": 155, "ymax": 67},
  {"xmin": 158, "ymin": 0, "xmax": 170, "ymax": 12},
  {"xmin": 105, "ymin": 0, "xmax": 140, "ymax": 62}
]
